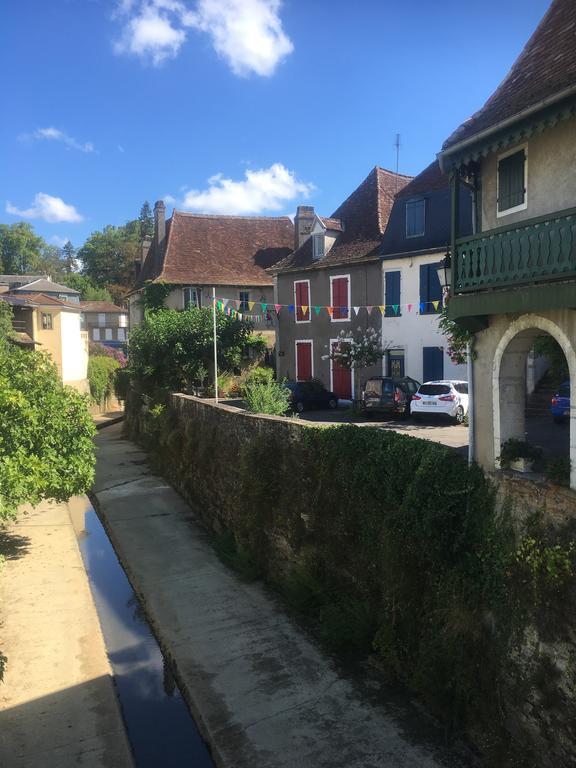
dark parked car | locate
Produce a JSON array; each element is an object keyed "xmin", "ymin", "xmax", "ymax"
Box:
[
  {"xmin": 361, "ymin": 376, "xmax": 420, "ymax": 419},
  {"xmin": 284, "ymin": 380, "xmax": 338, "ymax": 413}
]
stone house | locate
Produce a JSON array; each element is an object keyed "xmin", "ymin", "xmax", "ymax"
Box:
[
  {"xmin": 438, "ymin": 0, "xmax": 576, "ymax": 488},
  {"xmin": 12, "ymin": 277, "xmax": 80, "ymax": 304},
  {"xmin": 271, "ymin": 167, "xmax": 412, "ymax": 399},
  {"xmin": 80, "ymin": 301, "xmax": 129, "ymax": 348},
  {"xmin": 128, "ymin": 201, "xmax": 294, "ymax": 351},
  {"xmin": 1, "ymin": 291, "xmax": 89, "ymax": 392},
  {"xmin": 378, "ymin": 160, "xmax": 472, "ymax": 383}
]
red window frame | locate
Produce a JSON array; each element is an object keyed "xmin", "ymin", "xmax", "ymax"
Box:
[
  {"xmin": 331, "ymin": 276, "xmax": 350, "ymax": 320},
  {"xmin": 296, "ymin": 340, "xmax": 313, "ymax": 381}
]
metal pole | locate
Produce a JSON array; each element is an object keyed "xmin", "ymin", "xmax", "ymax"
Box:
[{"xmin": 212, "ymin": 287, "xmax": 218, "ymax": 403}]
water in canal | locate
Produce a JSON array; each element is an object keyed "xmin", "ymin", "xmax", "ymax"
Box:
[{"xmin": 69, "ymin": 496, "xmax": 214, "ymax": 768}]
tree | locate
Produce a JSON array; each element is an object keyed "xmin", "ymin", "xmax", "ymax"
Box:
[
  {"xmin": 139, "ymin": 201, "xmax": 154, "ymax": 240},
  {"xmin": 61, "ymin": 240, "xmax": 77, "ymax": 273},
  {"xmin": 0, "ymin": 222, "xmax": 46, "ymax": 274},
  {"xmin": 326, "ymin": 327, "xmax": 388, "ymax": 400},
  {"xmin": 37, "ymin": 244, "xmax": 64, "ymax": 279},
  {"xmin": 126, "ymin": 307, "xmax": 266, "ymax": 396},
  {"xmin": 77, "ymin": 224, "xmax": 139, "ymax": 291}
]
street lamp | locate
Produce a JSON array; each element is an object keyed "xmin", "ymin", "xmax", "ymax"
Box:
[{"xmin": 436, "ymin": 250, "xmax": 452, "ymax": 295}]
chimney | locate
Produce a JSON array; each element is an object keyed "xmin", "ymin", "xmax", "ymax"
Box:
[
  {"xmin": 294, "ymin": 205, "xmax": 315, "ymax": 251},
  {"xmin": 154, "ymin": 200, "xmax": 166, "ymax": 253}
]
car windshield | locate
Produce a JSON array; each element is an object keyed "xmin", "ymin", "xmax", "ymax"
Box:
[
  {"xmin": 301, "ymin": 381, "xmax": 325, "ymax": 395},
  {"xmin": 419, "ymin": 384, "xmax": 451, "ymax": 396},
  {"xmin": 397, "ymin": 378, "xmax": 419, "ymax": 394}
]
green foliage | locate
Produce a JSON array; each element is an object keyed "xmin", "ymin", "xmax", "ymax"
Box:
[
  {"xmin": 61, "ymin": 240, "xmax": 77, "ymax": 273},
  {"xmin": 499, "ymin": 438, "xmax": 542, "ymax": 467},
  {"xmin": 0, "ymin": 222, "xmax": 46, "ymax": 274},
  {"xmin": 0, "ymin": 344, "xmax": 95, "ymax": 520},
  {"xmin": 139, "ymin": 201, "xmax": 154, "ymax": 240},
  {"xmin": 114, "ymin": 367, "xmax": 131, "ymax": 402},
  {"xmin": 213, "ymin": 532, "xmax": 262, "ymax": 581},
  {"xmin": 88, "ymin": 356, "xmax": 120, "ymax": 405},
  {"xmin": 545, "ymin": 456, "xmax": 571, "ymax": 487},
  {"xmin": 515, "ymin": 536, "xmax": 576, "ymax": 602},
  {"xmin": 140, "ymin": 282, "xmax": 174, "ymax": 312},
  {"xmin": 78, "ymin": 222, "xmax": 139, "ymax": 289},
  {"xmin": 533, "ymin": 336, "xmax": 569, "ymax": 382},
  {"xmin": 125, "ymin": 307, "xmax": 261, "ymax": 397},
  {"xmin": 243, "ymin": 366, "xmax": 275, "ymax": 388},
  {"xmin": 0, "ymin": 301, "xmax": 15, "ymax": 344},
  {"xmin": 244, "ymin": 378, "xmax": 291, "ymax": 415},
  {"xmin": 439, "ymin": 302, "xmax": 475, "ymax": 365}
]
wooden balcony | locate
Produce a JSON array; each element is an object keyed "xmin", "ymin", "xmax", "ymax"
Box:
[{"xmin": 454, "ymin": 207, "xmax": 576, "ymax": 294}]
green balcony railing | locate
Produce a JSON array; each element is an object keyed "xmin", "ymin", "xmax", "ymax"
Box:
[{"xmin": 454, "ymin": 207, "xmax": 576, "ymax": 293}]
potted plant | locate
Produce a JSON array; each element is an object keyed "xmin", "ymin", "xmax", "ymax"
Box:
[{"xmin": 499, "ymin": 438, "xmax": 542, "ymax": 473}]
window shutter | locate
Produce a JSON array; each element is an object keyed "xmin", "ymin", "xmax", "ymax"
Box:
[
  {"xmin": 385, "ymin": 271, "xmax": 401, "ymax": 317},
  {"xmin": 332, "ymin": 277, "xmax": 348, "ymax": 319},
  {"xmin": 419, "ymin": 264, "xmax": 428, "ymax": 306},
  {"xmin": 498, "ymin": 151, "xmax": 525, "ymax": 211}
]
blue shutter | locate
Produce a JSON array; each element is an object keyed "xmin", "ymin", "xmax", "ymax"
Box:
[
  {"xmin": 385, "ymin": 271, "xmax": 401, "ymax": 317},
  {"xmin": 419, "ymin": 265, "xmax": 428, "ymax": 308},
  {"xmin": 423, "ymin": 347, "xmax": 444, "ymax": 382},
  {"xmin": 419, "ymin": 264, "xmax": 442, "ymax": 315}
]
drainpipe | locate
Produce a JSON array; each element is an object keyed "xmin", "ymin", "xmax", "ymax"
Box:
[{"xmin": 467, "ymin": 341, "xmax": 475, "ymax": 465}]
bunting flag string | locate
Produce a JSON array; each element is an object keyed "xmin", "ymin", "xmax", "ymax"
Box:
[{"xmin": 212, "ymin": 294, "xmax": 444, "ymax": 319}]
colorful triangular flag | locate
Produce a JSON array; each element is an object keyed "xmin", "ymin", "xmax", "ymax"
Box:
[
  {"xmin": 407, "ymin": 303, "xmax": 413, "ymax": 313},
  {"xmin": 419, "ymin": 302, "xmax": 426, "ymax": 313},
  {"xmin": 301, "ymin": 305, "xmax": 308, "ymax": 316},
  {"xmin": 326, "ymin": 307, "xmax": 334, "ymax": 318},
  {"xmin": 353, "ymin": 306, "xmax": 360, "ymax": 315},
  {"xmin": 261, "ymin": 303, "xmax": 267, "ymax": 313},
  {"xmin": 379, "ymin": 305, "xmax": 385, "ymax": 315},
  {"xmin": 393, "ymin": 304, "xmax": 399, "ymax": 315},
  {"xmin": 432, "ymin": 300, "xmax": 440, "ymax": 311},
  {"xmin": 366, "ymin": 305, "xmax": 373, "ymax": 313},
  {"xmin": 275, "ymin": 304, "xmax": 281, "ymax": 314},
  {"xmin": 314, "ymin": 306, "xmax": 321, "ymax": 315},
  {"xmin": 248, "ymin": 301, "xmax": 255, "ymax": 311},
  {"xmin": 288, "ymin": 304, "xmax": 295, "ymax": 313}
]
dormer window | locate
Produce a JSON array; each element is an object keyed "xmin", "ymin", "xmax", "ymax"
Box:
[
  {"xmin": 406, "ymin": 199, "xmax": 425, "ymax": 238},
  {"xmin": 312, "ymin": 233, "xmax": 325, "ymax": 260}
]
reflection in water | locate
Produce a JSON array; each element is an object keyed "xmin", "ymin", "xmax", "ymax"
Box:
[{"xmin": 74, "ymin": 498, "xmax": 214, "ymax": 768}]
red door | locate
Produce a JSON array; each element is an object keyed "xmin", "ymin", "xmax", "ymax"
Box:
[
  {"xmin": 331, "ymin": 342, "xmax": 352, "ymax": 399},
  {"xmin": 296, "ymin": 342, "xmax": 312, "ymax": 381}
]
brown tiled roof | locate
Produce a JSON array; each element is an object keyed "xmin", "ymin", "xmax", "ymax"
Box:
[
  {"xmin": 319, "ymin": 217, "xmax": 343, "ymax": 232},
  {"xmin": 443, "ymin": 0, "xmax": 576, "ymax": 150},
  {"xmin": 79, "ymin": 301, "xmax": 126, "ymax": 313},
  {"xmin": 13, "ymin": 292, "xmax": 82, "ymax": 310},
  {"xmin": 394, "ymin": 160, "xmax": 448, "ymax": 198},
  {"xmin": 137, "ymin": 211, "xmax": 293, "ymax": 288},
  {"xmin": 14, "ymin": 278, "xmax": 80, "ymax": 294},
  {"xmin": 273, "ymin": 167, "xmax": 412, "ymax": 273}
]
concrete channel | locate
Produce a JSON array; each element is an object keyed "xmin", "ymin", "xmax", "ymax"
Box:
[{"xmin": 92, "ymin": 423, "xmax": 475, "ymax": 768}]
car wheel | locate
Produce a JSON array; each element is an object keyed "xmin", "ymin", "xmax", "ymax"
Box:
[
  {"xmin": 454, "ymin": 406, "xmax": 465, "ymax": 425},
  {"xmin": 328, "ymin": 398, "xmax": 338, "ymax": 409},
  {"xmin": 296, "ymin": 401, "xmax": 305, "ymax": 413}
]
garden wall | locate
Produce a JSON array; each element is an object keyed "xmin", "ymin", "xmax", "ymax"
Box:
[{"xmin": 125, "ymin": 392, "xmax": 576, "ymax": 768}]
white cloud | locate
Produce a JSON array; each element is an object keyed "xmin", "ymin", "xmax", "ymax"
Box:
[
  {"xmin": 185, "ymin": 0, "xmax": 293, "ymax": 77},
  {"xmin": 180, "ymin": 163, "xmax": 313, "ymax": 215},
  {"xmin": 163, "ymin": 194, "xmax": 177, "ymax": 205},
  {"xmin": 50, "ymin": 235, "xmax": 70, "ymax": 247},
  {"xmin": 6, "ymin": 193, "xmax": 84, "ymax": 223},
  {"xmin": 20, "ymin": 127, "xmax": 95, "ymax": 153},
  {"xmin": 114, "ymin": 0, "xmax": 293, "ymax": 75}
]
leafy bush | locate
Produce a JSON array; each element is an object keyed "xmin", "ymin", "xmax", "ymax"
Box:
[
  {"xmin": 114, "ymin": 366, "xmax": 131, "ymax": 402},
  {"xmin": 88, "ymin": 356, "xmax": 120, "ymax": 405},
  {"xmin": 499, "ymin": 438, "xmax": 542, "ymax": 467},
  {"xmin": 546, "ymin": 456, "xmax": 571, "ymax": 487},
  {"xmin": 244, "ymin": 378, "xmax": 291, "ymax": 416},
  {"xmin": 125, "ymin": 307, "xmax": 265, "ymax": 398},
  {"xmin": 0, "ymin": 338, "xmax": 95, "ymax": 520},
  {"xmin": 89, "ymin": 341, "xmax": 126, "ymax": 367}
]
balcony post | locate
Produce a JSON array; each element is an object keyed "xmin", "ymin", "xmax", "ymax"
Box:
[{"xmin": 450, "ymin": 170, "xmax": 460, "ymax": 297}]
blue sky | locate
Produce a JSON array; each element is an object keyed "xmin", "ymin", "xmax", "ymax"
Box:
[{"xmin": 1, "ymin": 0, "xmax": 550, "ymax": 248}]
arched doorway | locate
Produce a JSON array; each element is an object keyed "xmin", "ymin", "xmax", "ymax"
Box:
[{"xmin": 492, "ymin": 315, "xmax": 576, "ymax": 489}]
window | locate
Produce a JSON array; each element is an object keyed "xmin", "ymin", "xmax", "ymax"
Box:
[
  {"xmin": 105, "ymin": 328, "xmax": 113, "ymax": 341},
  {"xmin": 118, "ymin": 328, "xmax": 126, "ymax": 342},
  {"xmin": 183, "ymin": 287, "xmax": 200, "ymax": 309},
  {"xmin": 384, "ymin": 271, "xmax": 401, "ymax": 317},
  {"xmin": 98, "ymin": 313, "xmax": 106, "ymax": 326},
  {"xmin": 406, "ymin": 199, "xmax": 426, "ymax": 238},
  {"xmin": 41, "ymin": 313, "xmax": 53, "ymax": 330},
  {"xmin": 118, "ymin": 314, "xmax": 128, "ymax": 328},
  {"xmin": 58, "ymin": 294, "xmax": 68, "ymax": 301},
  {"xmin": 294, "ymin": 280, "xmax": 310, "ymax": 322},
  {"xmin": 419, "ymin": 264, "xmax": 442, "ymax": 314},
  {"xmin": 239, "ymin": 291, "xmax": 250, "ymax": 312},
  {"xmin": 454, "ymin": 383, "xmax": 468, "ymax": 395},
  {"xmin": 92, "ymin": 328, "xmax": 100, "ymax": 341},
  {"xmin": 312, "ymin": 233, "xmax": 325, "ymax": 260},
  {"xmin": 330, "ymin": 275, "xmax": 350, "ymax": 321},
  {"xmin": 498, "ymin": 148, "xmax": 526, "ymax": 214}
]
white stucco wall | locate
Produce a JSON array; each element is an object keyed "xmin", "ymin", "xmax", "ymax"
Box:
[
  {"xmin": 60, "ymin": 311, "xmax": 88, "ymax": 385},
  {"xmin": 380, "ymin": 254, "xmax": 467, "ymax": 383}
]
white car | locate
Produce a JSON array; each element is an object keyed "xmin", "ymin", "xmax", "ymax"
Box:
[{"xmin": 410, "ymin": 380, "xmax": 469, "ymax": 424}]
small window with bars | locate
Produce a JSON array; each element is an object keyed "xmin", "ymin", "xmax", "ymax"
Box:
[{"xmin": 498, "ymin": 148, "xmax": 526, "ymax": 213}]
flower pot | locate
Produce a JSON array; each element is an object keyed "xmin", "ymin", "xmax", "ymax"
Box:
[{"xmin": 510, "ymin": 458, "xmax": 534, "ymax": 474}]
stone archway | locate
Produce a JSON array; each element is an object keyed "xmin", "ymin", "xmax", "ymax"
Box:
[{"xmin": 492, "ymin": 314, "xmax": 576, "ymax": 489}]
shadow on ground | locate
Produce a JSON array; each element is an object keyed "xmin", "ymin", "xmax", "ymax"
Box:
[{"xmin": 0, "ymin": 531, "xmax": 30, "ymax": 561}]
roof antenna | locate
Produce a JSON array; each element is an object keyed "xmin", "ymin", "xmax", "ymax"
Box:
[{"xmin": 394, "ymin": 133, "xmax": 401, "ymax": 193}]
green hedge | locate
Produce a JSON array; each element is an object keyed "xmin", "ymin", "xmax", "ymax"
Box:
[
  {"xmin": 129, "ymin": 398, "xmax": 576, "ymax": 764},
  {"xmin": 88, "ymin": 355, "xmax": 120, "ymax": 405}
]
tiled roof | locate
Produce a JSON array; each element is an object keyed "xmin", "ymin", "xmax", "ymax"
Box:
[
  {"xmin": 394, "ymin": 161, "xmax": 448, "ymax": 198},
  {"xmin": 319, "ymin": 217, "xmax": 343, "ymax": 232},
  {"xmin": 5, "ymin": 292, "xmax": 82, "ymax": 310},
  {"xmin": 0, "ymin": 274, "xmax": 48, "ymax": 286},
  {"xmin": 79, "ymin": 301, "xmax": 126, "ymax": 313},
  {"xmin": 443, "ymin": 0, "xmax": 576, "ymax": 150},
  {"xmin": 273, "ymin": 167, "xmax": 412, "ymax": 273},
  {"xmin": 136, "ymin": 211, "xmax": 293, "ymax": 289},
  {"xmin": 14, "ymin": 278, "xmax": 80, "ymax": 294}
]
